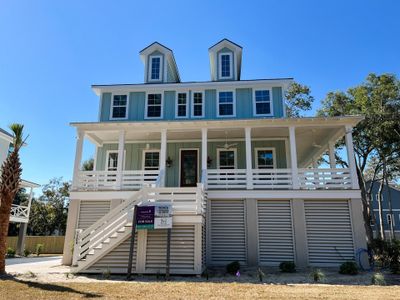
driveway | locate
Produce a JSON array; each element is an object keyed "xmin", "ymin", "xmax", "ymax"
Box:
[{"xmin": 5, "ymin": 256, "xmax": 70, "ymax": 274}]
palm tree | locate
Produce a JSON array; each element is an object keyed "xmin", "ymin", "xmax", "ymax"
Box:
[{"xmin": 0, "ymin": 124, "xmax": 25, "ymax": 274}]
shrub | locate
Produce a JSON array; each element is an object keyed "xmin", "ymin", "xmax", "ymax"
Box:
[
  {"xmin": 6, "ymin": 247, "xmax": 16, "ymax": 258},
  {"xmin": 339, "ymin": 261, "xmax": 358, "ymax": 275},
  {"xmin": 35, "ymin": 243, "xmax": 44, "ymax": 256},
  {"xmin": 279, "ymin": 261, "xmax": 296, "ymax": 273},
  {"xmin": 226, "ymin": 261, "xmax": 240, "ymax": 275},
  {"xmin": 371, "ymin": 273, "xmax": 386, "ymax": 286},
  {"xmin": 23, "ymin": 248, "xmax": 31, "ymax": 257},
  {"xmin": 257, "ymin": 267, "xmax": 266, "ymax": 282},
  {"xmin": 310, "ymin": 269, "xmax": 325, "ymax": 283},
  {"xmin": 369, "ymin": 238, "xmax": 400, "ymax": 274}
]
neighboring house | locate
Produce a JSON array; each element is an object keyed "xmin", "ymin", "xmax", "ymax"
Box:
[
  {"xmin": 64, "ymin": 39, "xmax": 367, "ymax": 274},
  {"xmin": 368, "ymin": 181, "xmax": 400, "ymax": 239},
  {"xmin": 0, "ymin": 127, "xmax": 39, "ymax": 254}
]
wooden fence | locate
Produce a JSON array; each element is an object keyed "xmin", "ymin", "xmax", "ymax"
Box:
[{"xmin": 6, "ymin": 236, "xmax": 65, "ymax": 254}]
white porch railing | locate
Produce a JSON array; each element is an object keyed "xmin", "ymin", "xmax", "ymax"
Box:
[
  {"xmin": 252, "ymin": 168, "xmax": 293, "ymax": 189},
  {"xmin": 9, "ymin": 204, "xmax": 30, "ymax": 223},
  {"xmin": 206, "ymin": 169, "xmax": 247, "ymax": 189},
  {"xmin": 298, "ymin": 168, "xmax": 352, "ymax": 190},
  {"xmin": 75, "ymin": 170, "xmax": 159, "ymax": 191}
]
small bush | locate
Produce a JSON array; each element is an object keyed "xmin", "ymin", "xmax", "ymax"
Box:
[
  {"xmin": 371, "ymin": 273, "xmax": 386, "ymax": 286},
  {"xmin": 310, "ymin": 269, "xmax": 325, "ymax": 283},
  {"xmin": 6, "ymin": 247, "xmax": 16, "ymax": 258},
  {"xmin": 257, "ymin": 267, "xmax": 266, "ymax": 282},
  {"xmin": 23, "ymin": 248, "xmax": 31, "ymax": 257},
  {"xmin": 102, "ymin": 267, "xmax": 111, "ymax": 279},
  {"xmin": 226, "ymin": 261, "xmax": 240, "ymax": 275},
  {"xmin": 339, "ymin": 261, "xmax": 359, "ymax": 275},
  {"xmin": 369, "ymin": 238, "xmax": 400, "ymax": 274},
  {"xmin": 35, "ymin": 243, "xmax": 44, "ymax": 256},
  {"xmin": 279, "ymin": 261, "xmax": 296, "ymax": 273}
]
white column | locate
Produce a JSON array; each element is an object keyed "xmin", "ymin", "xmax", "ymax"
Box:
[
  {"xmin": 245, "ymin": 127, "xmax": 253, "ymax": 189},
  {"xmin": 72, "ymin": 130, "xmax": 84, "ymax": 189},
  {"xmin": 159, "ymin": 129, "xmax": 167, "ymax": 186},
  {"xmin": 116, "ymin": 130, "xmax": 125, "ymax": 189},
  {"xmin": 328, "ymin": 141, "xmax": 336, "ymax": 169},
  {"xmin": 201, "ymin": 128, "xmax": 208, "ymax": 185},
  {"xmin": 289, "ymin": 126, "xmax": 300, "ymax": 189},
  {"xmin": 26, "ymin": 187, "xmax": 34, "ymax": 219},
  {"xmin": 345, "ymin": 125, "xmax": 359, "ymax": 189}
]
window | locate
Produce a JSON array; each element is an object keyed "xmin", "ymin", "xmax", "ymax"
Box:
[
  {"xmin": 253, "ymin": 89, "xmax": 272, "ymax": 116},
  {"xmin": 387, "ymin": 214, "xmax": 395, "ymax": 226},
  {"xmin": 219, "ymin": 52, "xmax": 233, "ymax": 79},
  {"xmin": 149, "ymin": 55, "xmax": 162, "ymax": 81},
  {"xmin": 106, "ymin": 151, "xmax": 126, "ymax": 172},
  {"xmin": 143, "ymin": 151, "xmax": 160, "ymax": 170},
  {"xmin": 176, "ymin": 92, "xmax": 188, "ymax": 118},
  {"xmin": 191, "ymin": 92, "xmax": 204, "ymax": 117},
  {"xmin": 255, "ymin": 148, "xmax": 275, "ymax": 169},
  {"xmin": 217, "ymin": 149, "xmax": 236, "ymax": 169},
  {"xmin": 217, "ymin": 91, "xmax": 235, "ymax": 117},
  {"xmin": 146, "ymin": 93, "xmax": 163, "ymax": 118},
  {"xmin": 110, "ymin": 94, "xmax": 128, "ymax": 119}
]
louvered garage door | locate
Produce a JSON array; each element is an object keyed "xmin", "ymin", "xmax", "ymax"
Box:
[
  {"xmin": 257, "ymin": 200, "xmax": 295, "ymax": 265},
  {"xmin": 209, "ymin": 200, "xmax": 247, "ymax": 265},
  {"xmin": 304, "ymin": 200, "xmax": 355, "ymax": 266},
  {"xmin": 78, "ymin": 200, "xmax": 111, "ymax": 230},
  {"xmin": 145, "ymin": 224, "xmax": 195, "ymax": 272}
]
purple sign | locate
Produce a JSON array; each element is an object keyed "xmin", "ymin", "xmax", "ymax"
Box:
[{"xmin": 136, "ymin": 206, "xmax": 155, "ymax": 229}]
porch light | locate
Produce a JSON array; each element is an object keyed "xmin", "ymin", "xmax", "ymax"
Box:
[
  {"xmin": 166, "ymin": 156, "xmax": 173, "ymax": 168},
  {"xmin": 207, "ymin": 156, "xmax": 213, "ymax": 167}
]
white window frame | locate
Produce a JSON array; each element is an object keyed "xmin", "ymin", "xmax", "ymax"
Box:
[
  {"xmin": 254, "ymin": 147, "xmax": 276, "ymax": 169},
  {"xmin": 217, "ymin": 90, "xmax": 236, "ymax": 117},
  {"xmin": 148, "ymin": 55, "xmax": 163, "ymax": 82},
  {"xmin": 105, "ymin": 150, "xmax": 126, "ymax": 171},
  {"xmin": 145, "ymin": 92, "xmax": 163, "ymax": 119},
  {"xmin": 253, "ymin": 88, "xmax": 273, "ymax": 117},
  {"xmin": 175, "ymin": 91, "xmax": 189, "ymax": 118},
  {"xmin": 216, "ymin": 148, "xmax": 237, "ymax": 169},
  {"xmin": 109, "ymin": 93, "xmax": 129, "ymax": 120},
  {"xmin": 142, "ymin": 149, "xmax": 161, "ymax": 170},
  {"xmin": 387, "ymin": 214, "xmax": 395, "ymax": 226},
  {"xmin": 218, "ymin": 52, "xmax": 233, "ymax": 80},
  {"xmin": 191, "ymin": 91, "xmax": 204, "ymax": 118}
]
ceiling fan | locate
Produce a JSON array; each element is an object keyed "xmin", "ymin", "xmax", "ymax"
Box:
[{"xmin": 217, "ymin": 131, "xmax": 238, "ymax": 149}]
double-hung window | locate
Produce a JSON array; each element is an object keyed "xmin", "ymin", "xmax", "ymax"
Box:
[
  {"xmin": 176, "ymin": 92, "xmax": 188, "ymax": 118},
  {"xmin": 149, "ymin": 55, "xmax": 162, "ymax": 81},
  {"xmin": 255, "ymin": 148, "xmax": 275, "ymax": 169},
  {"xmin": 143, "ymin": 151, "xmax": 160, "ymax": 170},
  {"xmin": 217, "ymin": 149, "xmax": 236, "ymax": 169},
  {"xmin": 110, "ymin": 94, "xmax": 128, "ymax": 119},
  {"xmin": 219, "ymin": 52, "xmax": 233, "ymax": 79},
  {"xmin": 218, "ymin": 91, "xmax": 235, "ymax": 117},
  {"xmin": 106, "ymin": 151, "xmax": 119, "ymax": 171},
  {"xmin": 192, "ymin": 92, "xmax": 204, "ymax": 117},
  {"xmin": 387, "ymin": 214, "xmax": 395, "ymax": 227},
  {"xmin": 146, "ymin": 93, "xmax": 163, "ymax": 119},
  {"xmin": 253, "ymin": 89, "xmax": 272, "ymax": 116}
]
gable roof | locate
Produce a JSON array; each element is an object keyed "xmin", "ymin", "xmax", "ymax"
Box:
[{"xmin": 208, "ymin": 38, "xmax": 243, "ymax": 51}]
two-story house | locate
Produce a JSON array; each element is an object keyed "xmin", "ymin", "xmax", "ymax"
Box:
[{"xmin": 63, "ymin": 39, "xmax": 367, "ymax": 274}]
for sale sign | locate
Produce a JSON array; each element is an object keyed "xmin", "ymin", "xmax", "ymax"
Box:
[
  {"xmin": 136, "ymin": 204, "xmax": 172, "ymax": 230},
  {"xmin": 136, "ymin": 206, "xmax": 155, "ymax": 230}
]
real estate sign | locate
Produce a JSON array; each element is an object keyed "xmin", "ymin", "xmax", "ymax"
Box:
[{"xmin": 136, "ymin": 204, "xmax": 172, "ymax": 230}]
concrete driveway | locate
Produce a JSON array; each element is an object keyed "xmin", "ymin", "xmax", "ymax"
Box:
[{"xmin": 5, "ymin": 256, "xmax": 70, "ymax": 274}]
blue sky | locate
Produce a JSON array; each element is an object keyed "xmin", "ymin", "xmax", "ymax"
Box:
[{"xmin": 0, "ymin": 0, "xmax": 399, "ymax": 187}]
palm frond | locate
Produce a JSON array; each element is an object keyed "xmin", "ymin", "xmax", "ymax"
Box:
[{"xmin": 8, "ymin": 123, "xmax": 24, "ymax": 149}]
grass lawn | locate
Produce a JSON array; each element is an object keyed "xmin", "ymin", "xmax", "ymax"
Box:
[{"xmin": 1, "ymin": 279, "xmax": 400, "ymax": 300}]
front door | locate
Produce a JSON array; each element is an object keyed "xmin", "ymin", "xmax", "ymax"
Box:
[{"xmin": 180, "ymin": 150, "xmax": 198, "ymax": 187}]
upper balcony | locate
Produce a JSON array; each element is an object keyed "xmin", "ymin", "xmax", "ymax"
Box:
[{"xmin": 70, "ymin": 117, "xmax": 362, "ymax": 193}]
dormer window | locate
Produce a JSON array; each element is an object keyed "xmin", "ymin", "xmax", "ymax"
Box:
[
  {"xmin": 110, "ymin": 94, "xmax": 128, "ymax": 120},
  {"xmin": 219, "ymin": 52, "xmax": 233, "ymax": 79},
  {"xmin": 149, "ymin": 55, "xmax": 163, "ymax": 82}
]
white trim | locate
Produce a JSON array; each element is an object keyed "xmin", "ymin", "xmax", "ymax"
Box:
[
  {"xmin": 109, "ymin": 93, "xmax": 129, "ymax": 120},
  {"xmin": 142, "ymin": 149, "xmax": 161, "ymax": 170},
  {"xmin": 191, "ymin": 91, "xmax": 204, "ymax": 118},
  {"xmin": 216, "ymin": 148, "xmax": 238, "ymax": 168},
  {"xmin": 218, "ymin": 52, "xmax": 233, "ymax": 80},
  {"xmin": 254, "ymin": 147, "xmax": 277, "ymax": 169},
  {"xmin": 216, "ymin": 90, "xmax": 236, "ymax": 117},
  {"xmin": 175, "ymin": 91, "xmax": 189, "ymax": 118},
  {"xmin": 253, "ymin": 88, "xmax": 273, "ymax": 117},
  {"xmin": 101, "ymin": 137, "xmax": 289, "ymax": 144},
  {"xmin": 178, "ymin": 148, "xmax": 200, "ymax": 187},
  {"xmin": 144, "ymin": 92, "xmax": 164, "ymax": 120},
  {"xmin": 105, "ymin": 150, "xmax": 126, "ymax": 171},
  {"xmin": 148, "ymin": 55, "xmax": 163, "ymax": 82}
]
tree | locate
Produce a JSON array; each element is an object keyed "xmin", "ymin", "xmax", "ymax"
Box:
[
  {"xmin": 82, "ymin": 158, "xmax": 94, "ymax": 171},
  {"xmin": 284, "ymin": 82, "xmax": 314, "ymax": 117},
  {"xmin": 28, "ymin": 178, "xmax": 70, "ymax": 236},
  {"xmin": 318, "ymin": 73, "xmax": 400, "ymax": 242},
  {"xmin": 0, "ymin": 124, "xmax": 25, "ymax": 274}
]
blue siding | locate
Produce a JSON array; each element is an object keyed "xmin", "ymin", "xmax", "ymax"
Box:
[{"xmin": 99, "ymin": 86, "xmax": 284, "ymax": 122}]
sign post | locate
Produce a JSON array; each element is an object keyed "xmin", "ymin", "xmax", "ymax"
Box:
[{"xmin": 127, "ymin": 205, "xmax": 138, "ymax": 280}]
